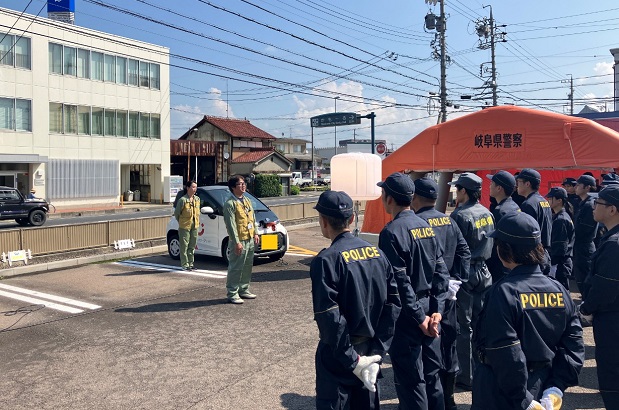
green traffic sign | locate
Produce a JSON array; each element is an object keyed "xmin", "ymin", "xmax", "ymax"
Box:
[{"xmin": 310, "ymin": 112, "xmax": 361, "ymax": 128}]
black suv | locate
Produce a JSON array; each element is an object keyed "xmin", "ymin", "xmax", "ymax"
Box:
[{"xmin": 0, "ymin": 186, "xmax": 50, "ymax": 226}]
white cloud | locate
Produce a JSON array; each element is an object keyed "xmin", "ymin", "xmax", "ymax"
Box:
[
  {"xmin": 171, "ymin": 87, "xmax": 234, "ymax": 137},
  {"xmin": 593, "ymin": 61, "xmax": 613, "ymax": 76}
]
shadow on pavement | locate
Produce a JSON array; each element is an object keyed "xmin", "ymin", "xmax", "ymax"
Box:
[
  {"xmin": 253, "ymin": 269, "xmax": 309, "ymax": 283},
  {"xmin": 114, "ymin": 298, "xmax": 228, "ymax": 313},
  {"xmin": 106, "ymin": 270, "xmax": 164, "ymax": 277},
  {"xmin": 280, "ymin": 393, "xmax": 314, "ymax": 409}
]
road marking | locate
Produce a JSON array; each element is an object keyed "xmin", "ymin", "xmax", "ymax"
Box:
[
  {"xmin": 287, "ymin": 245, "xmax": 318, "ymax": 256},
  {"xmin": 0, "ymin": 283, "xmax": 101, "ymax": 311},
  {"xmin": 116, "ymin": 260, "xmax": 228, "ymax": 279}
]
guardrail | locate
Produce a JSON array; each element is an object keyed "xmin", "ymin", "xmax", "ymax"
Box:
[{"xmin": 0, "ymin": 201, "xmax": 367, "ymax": 257}]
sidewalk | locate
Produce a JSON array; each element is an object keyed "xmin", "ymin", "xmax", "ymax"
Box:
[{"xmin": 48, "ymin": 201, "xmax": 172, "ymax": 219}]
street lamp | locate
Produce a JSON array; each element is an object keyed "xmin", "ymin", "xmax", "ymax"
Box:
[{"xmin": 334, "ymin": 96, "xmax": 340, "ymax": 159}]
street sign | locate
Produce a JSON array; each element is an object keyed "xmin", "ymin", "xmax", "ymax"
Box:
[
  {"xmin": 310, "ymin": 112, "xmax": 361, "ymax": 128},
  {"xmin": 376, "ymin": 143, "xmax": 386, "ymax": 155}
]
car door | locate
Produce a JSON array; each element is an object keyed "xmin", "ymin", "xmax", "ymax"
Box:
[
  {"xmin": 195, "ymin": 189, "xmax": 221, "ymax": 256},
  {"xmin": 0, "ymin": 189, "xmax": 23, "ymax": 218}
]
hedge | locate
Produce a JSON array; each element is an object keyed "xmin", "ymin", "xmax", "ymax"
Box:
[{"xmin": 254, "ymin": 174, "xmax": 282, "ymax": 197}]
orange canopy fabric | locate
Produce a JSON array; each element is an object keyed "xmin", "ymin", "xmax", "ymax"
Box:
[{"xmin": 363, "ymin": 106, "xmax": 619, "ymax": 234}]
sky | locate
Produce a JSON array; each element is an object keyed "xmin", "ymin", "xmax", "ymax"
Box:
[{"xmin": 2, "ymin": 0, "xmax": 619, "ymax": 150}]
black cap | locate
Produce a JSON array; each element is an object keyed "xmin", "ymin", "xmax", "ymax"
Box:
[
  {"xmin": 602, "ymin": 173, "xmax": 619, "ymax": 186},
  {"xmin": 413, "ymin": 177, "xmax": 438, "ymax": 199},
  {"xmin": 377, "ymin": 172, "xmax": 415, "ymax": 203},
  {"xmin": 516, "ymin": 168, "xmax": 541, "ymax": 183},
  {"xmin": 576, "ymin": 174, "xmax": 597, "ymax": 187},
  {"xmin": 314, "ymin": 190, "xmax": 354, "ymax": 219},
  {"xmin": 562, "ymin": 177, "xmax": 577, "ymax": 186},
  {"xmin": 545, "ymin": 187, "xmax": 567, "ymax": 200},
  {"xmin": 486, "ymin": 170, "xmax": 516, "ymax": 191},
  {"xmin": 488, "ymin": 212, "xmax": 541, "ymax": 247},
  {"xmin": 448, "ymin": 172, "xmax": 482, "ymax": 191},
  {"xmin": 599, "ymin": 185, "xmax": 619, "ymax": 208}
]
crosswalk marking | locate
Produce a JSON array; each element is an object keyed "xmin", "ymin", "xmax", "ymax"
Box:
[
  {"xmin": 116, "ymin": 260, "xmax": 228, "ymax": 279},
  {"xmin": 287, "ymin": 245, "xmax": 318, "ymax": 257},
  {"xmin": 0, "ymin": 289, "xmax": 92, "ymax": 314},
  {"xmin": 0, "ymin": 284, "xmax": 101, "ymax": 310}
]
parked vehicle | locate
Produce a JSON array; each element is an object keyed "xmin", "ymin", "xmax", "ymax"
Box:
[
  {"xmin": 316, "ymin": 174, "xmax": 331, "ymax": 186},
  {"xmin": 0, "ymin": 186, "xmax": 50, "ymax": 226},
  {"xmin": 166, "ymin": 186, "xmax": 288, "ymax": 263},
  {"xmin": 291, "ymin": 171, "xmax": 313, "ymax": 187}
]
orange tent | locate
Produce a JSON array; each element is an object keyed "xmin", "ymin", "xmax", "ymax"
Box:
[{"xmin": 363, "ymin": 106, "xmax": 619, "ymax": 233}]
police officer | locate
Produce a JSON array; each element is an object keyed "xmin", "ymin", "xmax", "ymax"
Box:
[
  {"xmin": 516, "ymin": 169, "xmax": 553, "ymax": 275},
  {"xmin": 562, "ymin": 177, "xmax": 580, "ymax": 211},
  {"xmin": 311, "ymin": 190, "xmax": 402, "ymax": 409},
  {"xmin": 486, "ymin": 170, "xmax": 520, "ymax": 282},
  {"xmin": 545, "ymin": 187, "xmax": 575, "ymax": 290},
  {"xmin": 377, "ymin": 173, "xmax": 450, "ymax": 410},
  {"xmin": 472, "ymin": 212, "xmax": 584, "ymax": 410},
  {"xmin": 579, "ymin": 184, "xmax": 619, "ymax": 409},
  {"xmin": 448, "ymin": 172, "xmax": 494, "ymax": 390},
  {"xmin": 412, "ymin": 177, "xmax": 471, "ymax": 410},
  {"xmin": 573, "ymin": 174, "xmax": 598, "ymax": 300}
]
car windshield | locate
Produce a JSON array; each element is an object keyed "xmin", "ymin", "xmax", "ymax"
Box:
[{"xmin": 204, "ymin": 188, "xmax": 270, "ymax": 212}]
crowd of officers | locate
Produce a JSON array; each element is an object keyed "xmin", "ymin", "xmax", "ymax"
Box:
[{"xmin": 310, "ymin": 168, "xmax": 619, "ymax": 410}]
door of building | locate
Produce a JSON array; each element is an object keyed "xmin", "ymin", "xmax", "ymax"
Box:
[{"xmin": 0, "ymin": 173, "xmax": 16, "ymax": 188}]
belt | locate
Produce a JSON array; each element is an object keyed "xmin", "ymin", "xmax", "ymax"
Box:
[
  {"xmin": 478, "ymin": 352, "xmax": 550, "ymax": 373},
  {"xmin": 351, "ymin": 336, "xmax": 370, "ymax": 345}
]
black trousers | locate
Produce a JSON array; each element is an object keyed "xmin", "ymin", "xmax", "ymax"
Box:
[{"xmin": 594, "ymin": 311, "xmax": 619, "ymax": 410}]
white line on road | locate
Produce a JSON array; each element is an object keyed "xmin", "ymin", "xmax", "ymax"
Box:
[
  {"xmin": 0, "ymin": 290, "xmax": 84, "ymax": 314},
  {"xmin": 116, "ymin": 260, "xmax": 228, "ymax": 279},
  {"xmin": 0, "ymin": 284, "xmax": 101, "ymax": 310}
]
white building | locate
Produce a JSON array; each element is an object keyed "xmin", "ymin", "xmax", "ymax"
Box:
[{"xmin": 0, "ymin": 7, "xmax": 170, "ymax": 209}]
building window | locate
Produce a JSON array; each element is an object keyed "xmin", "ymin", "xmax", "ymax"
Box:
[
  {"xmin": 63, "ymin": 46, "xmax": 77, "ymax": 76},
  {"xmin": 49, "ymin": 102, "xmax": 63, "ymax": 133},
  {"xmin": 116, "ymin": 110, "xmax": 127, "ymax": 137},
  {"xmin": 64, "ymin": 104, "xmax": 77, "ymax": 134},
  {"xmin": 128, "ymin": 111, "xmax": 139, "ymax": 137},
  {"xmin": 116, "ymin": 57, "xmax": 127, "ymax": 84},
  {"xmin": 293, "ymin": 144, "xmax": 303, "ymax": 153},
  {"xmin": 274, "ymin": 144, "xmax": 285, "ymax": 152},
  {"xmin": 150, "ymin": 114, "xmax": 160, "ymax": 139},
  {"xmin": 104, "ymin": 54, "xmax": 115, "ymax": 82},
  {"xmin": 48, "ymin": 159, "xmax": 119, "ymax": 199},
  {"xmin": 77, "ymin": 49, "xmax": 90, "ymax": 78},
  {"xmin": 127, "ymin": 59, "xmax": 138, "ymax": 86},
  {"xmin": 139, "ymin": 113, "xmax": 149, "ymax": 138},
  {"xmin": 0, "ymin": 98, "xmax": 14, "ymax": 130},
  {"xmin": 14, "ymin": 37, "xmax": 30, "ymax": 69},
  {"xmin": 78, "ymin": 106, "xmax": 90, "ymax": 135},
  {"xmin": 149, "ymin": 63, "xmax": 160, "ymax": 90},
  {"xmin": 0, "ymin": 33, "xmax": 29, "ymax": 68},
  {"xmin": 0, "ymin": 34, "xmax": 14, "ymax": 66},
  {"xmin": 139, "ymin": 61, "xmax": 149, "ymax": 87},
  {"xmin": 15, "ymin": 99, "xmax": 31, "ymax": 131},
  {"xmin": 104, "ymin": 109, "xmax": 116, "ymax": 136},
  {"xmin": 49, "ymin": 43, "xmax": 63, "ymax": 74},
  {"xmin": 91, "ymin": 51, "xmax": 104, "ymax": 81},
  {"xmin": 91, "ymin": 107, "xmax": 103, "ymax": 135}
]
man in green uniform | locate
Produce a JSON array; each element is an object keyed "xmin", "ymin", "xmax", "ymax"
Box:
[{"xmin": 174, "ymin": 180, "xmax": 200, "ymax": 271}]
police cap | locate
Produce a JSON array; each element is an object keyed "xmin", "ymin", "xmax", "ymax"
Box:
[
  {"xmin": 562, "ymin": 177, "xmax": 577, "ymax": 186},
  {"xmin": 377, "ymin": 172, "xmax": 415, "ymax": 203},
  {"xmin": 314, "ymin": 190, "xmax": 354, "ymax": 219},
  {"xmin": 448, "ymin": 172, "xmax": 482, "ymax": 191},
  {"xmin": 486, "ymin": 170, "xmax": 516, "ymax": 191},
  {"xmin": 598, "ymin": 184, "xmax": 619, "ymax": 208},
  {"xmin": 413, "ymin": 177, "xmax": 438, "ymax": 199},
  {"xmin": 488, "ymin": 212, "xmax": 541, "ymax": 247},
  {"xmin": 576, "ymin": 174, "xmax": 597, "ymax": 187},
  {"xmin": 545, "ymin": 187, "xmax": 567, "ymax": 200},
  {"xmin": 602, "ymin": 173, "xmax": 619, "ymax": 186},
  {"xmin": 516, "ymin": 168, "xmax": 541, "ymax": 183}
]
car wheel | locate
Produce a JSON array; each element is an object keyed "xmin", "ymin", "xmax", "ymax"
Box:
[
  {"xmin": 168, "ymin": 232, "xmax": 181, "ymax": 260},
  {"xmin": 29, "ymin": 210, "xmax": 47, "ymax": 226},
  {"xmin": 222, "ymin": 238, "xmax": 230, "ymax": 264},
  {"xmin": 15, "ymin": 218, "xmax": 30, "ymax": 226}
]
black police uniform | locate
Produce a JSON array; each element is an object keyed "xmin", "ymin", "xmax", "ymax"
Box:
[
  {"xmin": 580, "ymin": 223, "xmax": 619, "ymax": 408},
  {"xmin": 487, "ymin": 197, "xmax": 521, "ymax": 282},
  {"xmin": 311, "ymin": 231, "xmax": 401, "ymax": 410},
  {"xmin": 549, "ymin": 208, "xmax": 574, "ymax": 290},
  {"xmin": 520, "ymin": 192, "xmax": 553, "ymax": 275},
  {"xmin": 567, "ymin": 193, "xmax": 580, "ymax": 211},
  {"xmin": 472, "ymin": 265, "xmax": 585, "ymax": 409},
  {"xmin": 379, "ymin": 209, "xmax": 450, "ymax": 410},
  {"xmin": 573, "ymin": 194, "xmax": 597, "ymax": 299},
  {"xmin": 449, "ymin": 201, "xmax": 494, "ymax": 388}
]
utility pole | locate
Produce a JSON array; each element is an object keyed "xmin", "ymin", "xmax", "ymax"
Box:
[
  {"xmin": 475, "ymin": 6, "xmax": 506, "ymax": 106},
  {"xmin": 425, "ymin": 0, "xmax": 449, "ymax": 123},
  {"xmin": 488, "ymin": 6, "xmax": 497, "ymax": 106},
  {"xmin": 561, "ymin": 74, "xmax": 574, "ymax": 114}
]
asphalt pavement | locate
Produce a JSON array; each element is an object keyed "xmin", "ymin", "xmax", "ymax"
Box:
[{"xmin": 0, "ymin": 222, "xmax": 606, "ymax": 409}]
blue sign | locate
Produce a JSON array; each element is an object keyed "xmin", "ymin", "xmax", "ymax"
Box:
[{"xmin": 47, "ymin": 0, "xmax": 75, "ymax": 13}]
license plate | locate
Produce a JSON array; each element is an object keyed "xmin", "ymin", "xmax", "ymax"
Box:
[{"xmin": 261, "ymin": 234, "xmax": 278, "ymax": 250}]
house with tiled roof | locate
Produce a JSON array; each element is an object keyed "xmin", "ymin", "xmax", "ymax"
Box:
[{"xmin": 172, "ymin": 116, "xmax": 290, "ymax": 185}]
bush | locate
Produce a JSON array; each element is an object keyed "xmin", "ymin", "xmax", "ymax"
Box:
[
  {"xmin": 254, "ymin": 174, "xmax": 282, "ymax": 198},
  {"xmin": 290, "ymin": 185, "xmax": 300, "ymax": 195},
  {"xmin": 300, "ymin": 185, "xmax": 330, "ymax": 192}
]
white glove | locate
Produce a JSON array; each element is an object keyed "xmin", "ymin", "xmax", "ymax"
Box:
[
  {"xmin": 360, "ymin": 363, "xmax": 380, "ymax": 392},
  {"xmin": 352, "ymin": 355, "xmax": 382, "ymax": 390},
  {"xmin": 447, "ymin": 280, "xmax": 462, "ymax": 300},
  {"xmin": 526, "ymin": 400, "xmax": 545, "ymax": 410},
  {"xmin": 540, "ymin": 386, "xmax": 563, "ymax": 410},
  {"xmin": 549, "ymin": 265, "xmax": 557, "ymax": 276}
]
